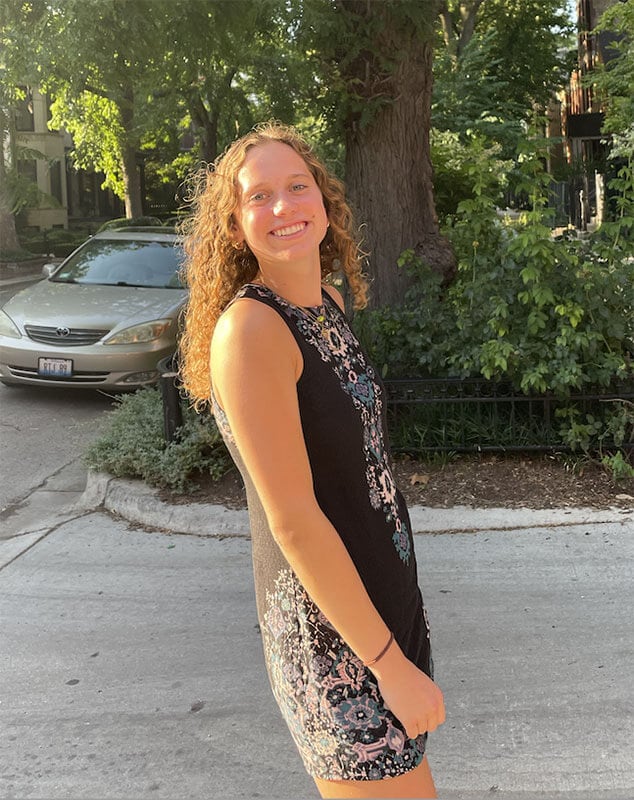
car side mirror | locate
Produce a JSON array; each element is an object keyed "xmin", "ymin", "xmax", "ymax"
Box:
[{"xmin": 42, "ymin": 263, "xmax": 57, "ymax": 278}]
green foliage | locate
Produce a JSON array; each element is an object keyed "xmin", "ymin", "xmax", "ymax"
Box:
[
  {"xmin": 157, "ymin": 0, "xmax": 301, "ymax": 161},
  {"xmin": 354, "ymin": 137, "xmax": 634, "ymax": 454},
  {"xmin": 292, "ymin": 0, "xmax": 440, "ymax": 137},
  {"xmin": 85, "ymin": 387, "xmax": 232, "ymax": 493},
  {"xmin": 559, "ymin": 399, "xmax": 634, "ymax": 482},
  {"xmin": 16, "ymin": 227, "xmax": 88, "ymax": 258},
  {"xmin": 601, "ymin": 451, "xmax": 634, "ymax": 482},
  {"xmin": 0, "ymin": 247, "xmax": 36, "ymax": 262},
  {"xmin": 430, "ymin": 129, "xmax": 512, "ymax": 218},
  {"xmin": 3, "ymin": 0, "xmax": 305, "ymax": 212},
  {"xmin": 49, "ymin": 89, "xmax": 126, "ymax": 198},
  {"xmin": 606, "ymin": 153, "xmax": 634, "ymax": 243},
  {"xmin": 475, "ymin": 0, "xmax": 574, "ymax": 112},
  {"xmin": 96, "ymin": 216, "xmax": 163, "ymax": 232},
  {"xmin": 432, "ymin": 32, "xmax": 526, "ymax": 158},
  {"xmin": 434, "ymin": 0, "xmax": 574, "ymax": 157},
  {"xmin": 2, "ymin": 166, "xmax": 42, "ymax": 215},
  {"xmin": 387, "ymin": 400, "xmax": 562, "ymax": 454},
  {"xmin": 590, "ymin": 0, "xmax": 634, "ymax": 141}
]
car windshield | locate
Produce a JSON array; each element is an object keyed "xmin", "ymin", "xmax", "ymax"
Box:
[{"xmin": 51, "ymin": 239, "xmax": 185, "ymax": 289}]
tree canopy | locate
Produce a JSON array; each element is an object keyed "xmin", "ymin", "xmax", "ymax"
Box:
[
  {"xmin": 6, "ymin": 0, "xmax": 621, "ymax": 307},
  {"xmin": 433, "ymin": 0, "xmax": 574, "ymax": 154}
]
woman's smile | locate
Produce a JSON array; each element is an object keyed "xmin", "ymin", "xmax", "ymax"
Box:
[{"xmin": 271, "ymin": 222, "xmax": 308, "ymax": 238}]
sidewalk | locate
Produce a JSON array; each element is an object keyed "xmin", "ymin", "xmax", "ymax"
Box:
[{"xmin": 1, "ymin": 463, "xmax": 633, "ymax": 799}]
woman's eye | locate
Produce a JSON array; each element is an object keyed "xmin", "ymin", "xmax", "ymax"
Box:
[
  {"xmin": 292, "ymin": 183, "xmax": 307, "ymax": 192},
  {"xmin": 250, "ymin": 192, "xmax": 267, "ymax": 202}
]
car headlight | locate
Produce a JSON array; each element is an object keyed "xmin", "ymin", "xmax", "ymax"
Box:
[
  {"xmin": 0, "ymin": 310, "xmax": 21, "ymax": 339},
  {"xmin": 103, "ymin": 319, "xmax": 172, "ymax": 345}
]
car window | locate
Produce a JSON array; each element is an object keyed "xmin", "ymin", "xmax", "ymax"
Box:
[{"xmin": 51, "ymin": 240, "xmax": 185, "ymax": 289}]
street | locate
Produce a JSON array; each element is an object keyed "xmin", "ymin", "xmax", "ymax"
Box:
[
  {"xmin": 0, "ymin": 382, "xmax": 113, "ymax": 513},
  {"xmin": 1, "ymin": 513, "xmax": 632, "ymax": 799},
  {"xmin": 0, "ymin": 273, "xmax": 116, "ymax": 513}
]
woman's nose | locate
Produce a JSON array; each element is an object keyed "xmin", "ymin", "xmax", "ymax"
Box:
[{"xmin": 272, "ymin": 193, "xmax": 295, "ymax": 216}]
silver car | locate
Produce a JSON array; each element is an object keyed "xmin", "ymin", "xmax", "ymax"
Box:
[{"xmin": 0, "ymin": 228, "xmax": 187, "ymax": 390}]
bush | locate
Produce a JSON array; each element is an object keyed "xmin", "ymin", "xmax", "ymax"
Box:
[
  {"xmin": 85, "ymin": 387, "xmax": 232, "ymax": 493},
  {"xmin": 0, "ymin": 247, "xmax": 37, "ymax": 262},
  {"xmin": 96, "ymin": 216, "xmax": 163, "ymax": 232},
  {"xmin": 431, "ymin": 130, "xmax": 512, "ymax": 218},
  {"xmin": 354, "ymin": 140, "xmax": 634, "ymax": 457},
  {"xmin": 16, "ymin": 228, "xmax": 89, "ymax": 258}
]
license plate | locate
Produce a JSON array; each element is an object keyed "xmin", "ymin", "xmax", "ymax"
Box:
[{"xmin": 38, "ymin": 357, "xmax": 73, "ymax": 377}]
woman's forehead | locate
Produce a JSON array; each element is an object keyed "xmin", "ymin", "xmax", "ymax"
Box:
[{"xmin": 238, "ymin": 141, "xmax": 311, "ymax": 186}]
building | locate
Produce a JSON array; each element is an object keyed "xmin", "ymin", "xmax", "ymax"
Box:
[
  {"xmin": 560, "ymin": 0, "xmax": 623, "ymax": 228},
  {"xmin": 11, "ymin": 86, "xmax": 122, "ymax": 231}
]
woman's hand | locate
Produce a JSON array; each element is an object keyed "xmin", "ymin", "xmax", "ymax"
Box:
[{"xmin": 371, "ymin": 639, "xmax": 445, "ymax": 739}]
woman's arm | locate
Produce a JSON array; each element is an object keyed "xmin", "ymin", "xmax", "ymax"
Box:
[{"xmin": 211, "ymin": 299, "xmax": 445, "ymax": 737}]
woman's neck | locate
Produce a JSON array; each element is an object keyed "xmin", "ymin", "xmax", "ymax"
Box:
[{"xmin": 254, "ymin": 264, "xmax": 323, "ymax": 308}]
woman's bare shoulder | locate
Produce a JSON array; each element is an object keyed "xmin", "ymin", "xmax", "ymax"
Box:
[
  {"xmin": 213, "ymin": 294, "xmax": 283, "ymax": 340},
  {"xmin": 211, "ymin": 295, "xmax": 301, "ymax": 381}
]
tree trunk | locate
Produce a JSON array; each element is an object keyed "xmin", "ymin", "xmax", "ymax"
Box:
[
  {"xmin": 344, "ymin": 27, "xmax": 456, "ymax": 308},
  {"xmin": 439, "ymin": 1, "xmax": 485, "ymax": 60},
  {"xmin": 0, "ymin": 134, "xmax": 20, "ymax": 252},
  {"xmin": 457, "ymin": 0, "xmax": 485, "ymax": 56},
  {"xmin": 189, "ymin": 93, "xmax": 219, "ymax": 163},
  {"xmin": 118, "ymin": 91, "xmax": 144, "ymax": 219},
  {"xmin": 121, "ymin": 140, "xmax": 144, "ymax": 219},
  {"xmin": 0, "ymin": 208, "xmax": 20, "ymax": 253}
]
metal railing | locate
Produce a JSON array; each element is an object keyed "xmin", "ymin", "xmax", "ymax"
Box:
[
  {"xmin": 383, "ymin": 377, "xmax": 634, "ymax": 454},
  {"xmin": 156, "ymin": 364, "xmax": 633, "ymax": 457}
]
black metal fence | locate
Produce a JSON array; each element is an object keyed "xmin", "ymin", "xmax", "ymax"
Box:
[
  {"xmin": 157, "ymin": 362, "xmax": 633, "ymax": 457},
  {"xmin": 383, "ymin": 377, "xmax": 634, "ymax": 455}
]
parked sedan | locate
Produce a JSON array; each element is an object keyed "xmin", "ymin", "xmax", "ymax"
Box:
[{"xmin": 0, "ymin": 228, "xmax": 187, "ymax": 390}]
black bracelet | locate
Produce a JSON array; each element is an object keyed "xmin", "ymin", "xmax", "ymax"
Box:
[{"xmin": 364, "ymin": 631, "xmax": 395, "ymax": 667}]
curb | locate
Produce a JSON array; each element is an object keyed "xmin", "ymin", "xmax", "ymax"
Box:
[
  {"xmin": 80, "ymin": 471, "xmax": 634, "ymax": 537},
  {"xmin": 78, "ymin": 471, "xmax": 250, "ymax": 536}
]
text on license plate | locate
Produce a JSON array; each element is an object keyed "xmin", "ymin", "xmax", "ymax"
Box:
[{"xmin": 38, "ymin": 357, "xmax": 73, "ymax": 377}]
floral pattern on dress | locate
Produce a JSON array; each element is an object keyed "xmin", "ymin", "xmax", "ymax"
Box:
[
  {"xmin": 234, "ymin": 284, "xmax": 412, "ymax": 565},
  {"xmin": 210, "ymin": 392, "xmax": 235, "ymax": 445},
  {"xmin": 261, "ymin": 568, "xmax": 426, "ymax": 781}
]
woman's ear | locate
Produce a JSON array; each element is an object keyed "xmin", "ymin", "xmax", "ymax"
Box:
[{"xmin": 229, "ymin": 216, "xmax": 245, "ymax": 246}]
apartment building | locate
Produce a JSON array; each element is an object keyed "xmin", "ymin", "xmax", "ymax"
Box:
[
  {"xmin": 560, "ymin": 0, "xmax": 624, "ymax": 227},
  {"xmin": 11, "ymin": 87, "xmax": 121, "ymax": 231}
]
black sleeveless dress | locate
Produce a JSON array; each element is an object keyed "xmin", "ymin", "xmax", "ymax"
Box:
[{"xmin": 211, "ymin": 283, "xmax": 433, "ymax": 782}]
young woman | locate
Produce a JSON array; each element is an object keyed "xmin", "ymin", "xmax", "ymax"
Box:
[{"xmin": 180, "ymin": 122, "xmax": 445, "ymax": 799}]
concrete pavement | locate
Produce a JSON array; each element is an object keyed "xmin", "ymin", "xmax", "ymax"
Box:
[{"xmin": 1, "ymin": 462, "xmax": 633, "ymax": 799}]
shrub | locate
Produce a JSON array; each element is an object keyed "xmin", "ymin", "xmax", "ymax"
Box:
[
  {"xmin": 96, "ymin": 216, "xmax": 163, "ymax": 232},
  {"xmin": 0, "ymin": 247, "xmax": 37, "ymax": 262},
  {"xmin": 431, "ymin": 130, "xmax": 512, "ymax": 218},
  {"xmin": 85, "ymin": 387, "xmax": 232, "ymax": 493},
  {"xmin": 15, "ymin": 228, "xmax": 89, "ymax": 258},
  {"xmin": 354, "ymin": 139, "xmax": 634, "ymax": 457}
]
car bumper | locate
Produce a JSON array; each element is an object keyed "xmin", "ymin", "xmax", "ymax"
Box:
[{"xmin": 0, "ymin": 336, "xmax": 177, "ymax": 390}]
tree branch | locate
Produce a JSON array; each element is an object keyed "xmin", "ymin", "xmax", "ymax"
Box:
[
  {"xmin": 458, "ymin": 0, "xmax": 486, "ymax": 56},
  {"xmin": 83, "ymin": 82, "xmax": 111, "ymax": 101},
  {"xmin": 438, "ymin": 1, "xmax": 457, "ymax": 57}
]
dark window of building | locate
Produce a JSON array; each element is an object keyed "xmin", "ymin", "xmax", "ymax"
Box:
[
  {"xmin": 15, "ymin": 87, "xmax": 35, "ymax": 131},
  {"xmin": 50, "ymin": 161, "xmax": 63, "ymax": 204},
  {"xmin": 17, "ymin": 160, "xmax": 37, "ymax": 183}
]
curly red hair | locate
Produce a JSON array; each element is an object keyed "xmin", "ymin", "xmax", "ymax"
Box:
[{"xmin": 179, "ymin": 121, "xmax": 368, "ymax": 407}]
